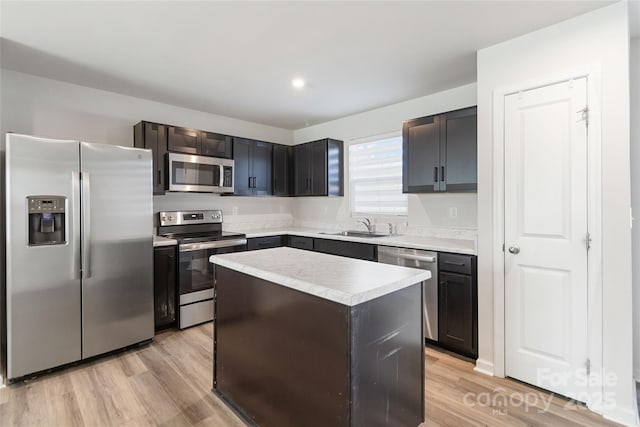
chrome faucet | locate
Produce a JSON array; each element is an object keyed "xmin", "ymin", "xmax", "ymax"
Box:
[{"xmin": 358, "ymin": 217, "xmax": 374, "ymax": 233}]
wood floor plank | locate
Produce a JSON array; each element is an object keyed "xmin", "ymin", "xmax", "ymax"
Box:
[{"xmin": 0, "ymin": 323, "xmax": 624, "ymax": 426}]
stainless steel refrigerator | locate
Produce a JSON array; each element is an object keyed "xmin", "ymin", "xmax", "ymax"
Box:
[{"xmin": 5, "ymin": 133, "xmax": 154, "ymax": 381}]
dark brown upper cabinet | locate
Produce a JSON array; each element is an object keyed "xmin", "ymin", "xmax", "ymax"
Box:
[
  {"xmin": 402, "ymin": 106, "xmax": 477, "ymax": 193},
  {"xmin": 233, "ymin": 137, "xmax": 273, "ymax": 196},
  {"xmin": 134, "ymin": 121, "xmax": 168, "ymax": 195},
  {"xmin": 167, "ymin": 126, "xmax": 233, "ymax": 158},
  {"xmin": 273, "ymin": 144, "xmax": 293, "ymax": 196},
  {"xmin": 293, "ymin": 138, "xmax": 344, "ymax": 197}
]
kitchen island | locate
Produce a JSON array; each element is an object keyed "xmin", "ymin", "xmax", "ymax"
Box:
[{"xmin": 209, "ymin": 247, "xmax": 430, "ymax": 427}]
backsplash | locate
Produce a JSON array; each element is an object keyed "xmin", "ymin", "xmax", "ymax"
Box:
[{"xmin": 152, "ymin": 192, "xmax": 477, "ymax": 243}]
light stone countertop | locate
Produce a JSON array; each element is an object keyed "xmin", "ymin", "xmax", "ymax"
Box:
[
  {"xmin": 241, "ymin": 227, "xmax": 476, "ymax": 255},
  {"xmin": 153, "ymin": 235, "xmax": 178, "ymax": 247},
  {"xmin": 210, "ymin": 247, "xmax": 430, "ymax": 306}
]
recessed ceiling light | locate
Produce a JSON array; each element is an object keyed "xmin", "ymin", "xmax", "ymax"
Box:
[{"xmin": 291, "ymin": 78, "xmax": 305, "ymax": 89}]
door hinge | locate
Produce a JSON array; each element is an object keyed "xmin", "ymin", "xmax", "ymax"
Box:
[
  {"xmin": 577, "ymin": 106, "xmax": 589, "ymax": 127},
  {"xmin": 585, "ymin": 358, "xmax": 591, "ymax": 375},
  {"xmin": 585, "ymin": 232, "xmax": 592, "ymax": 251}
]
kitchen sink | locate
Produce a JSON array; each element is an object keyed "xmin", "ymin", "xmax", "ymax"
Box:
[{"xmin": 320, "ymin": 230, "xmax": 389, "ymax": 238}]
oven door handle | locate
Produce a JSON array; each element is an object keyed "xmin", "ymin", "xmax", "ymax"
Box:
[{"xmin": 179, "ymin": 238, "xmax": 247, "ymax": 252}]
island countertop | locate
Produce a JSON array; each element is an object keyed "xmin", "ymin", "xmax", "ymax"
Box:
[{"xmin": 209, "ymin": 247, "xmax": 430, "ymax": 306}]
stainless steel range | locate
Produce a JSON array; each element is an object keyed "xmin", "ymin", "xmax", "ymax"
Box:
[{"xmin": 157, "ymin": 210, "xmax": 246, "ymax": 329}]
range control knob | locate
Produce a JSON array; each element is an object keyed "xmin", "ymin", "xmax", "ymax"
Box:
[{"xmin": 168, "ymin": 215, "xmax": 173, "ymax": 221}]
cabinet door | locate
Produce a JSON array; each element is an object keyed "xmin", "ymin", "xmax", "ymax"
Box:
[
  {"xmin": 310, "ymin": 140, "xmax": 328, "ymax": 196},
  {"xmin": 201, "ymin": 131, "xmax": 232, "ymax": 158},
  {"xmin": 438, "ymin": 272, "xmax": 474, "ymax": 355},
  {"xmin": 168, "ymin": 126, "xmax": 200, "ymax": 154},
  {"xmin": 252, "ymin": 141, "xmax": 273, "ymax": 196},
  {"xmin": 139, "ymin": 122, "xmax": 167, "ymax": 195},
  {"xmin": 440, "ymin": 107, "xmax": 477, "ymax": 192},
  {"xmin": 154, "ymin": 247, "xmax": 177, "ymax": 331},
  {"xmin": 233, "ymin": 138, "xmax": 253, "ymax": 196},
  {"xmin": 273, "ymin": 144, "xmax": 291, "ymax": 196},
  {"xmin": 294, "ymin": 144, "xmax": 312, "ymax": 196},
  {"xmin": 402, "ymin": 116, "xmax": 440, "ymax": 193}
]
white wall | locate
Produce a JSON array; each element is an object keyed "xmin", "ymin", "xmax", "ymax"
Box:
[
  {"xmin": 0, "ymin": 69, "xmax": 297, "ymax": 223},
  {"xmin": 631, "ymin": 36, "xmax": 640, "ymax": 382},
  {"xmin": 0, "ymin": 69, "xmax": 293, "ymax": 146},
  {"xmin": 477, "ymin": 2, "xmax": 634, "ymax": 424},
  {"xmin": 292, "ymin": 84, "xmax": 478, "ymax": 236}
]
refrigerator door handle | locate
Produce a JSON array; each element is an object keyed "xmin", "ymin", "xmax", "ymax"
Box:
[
  {"xmin": 72, "ymin": 171, "xmax": 82, "ymax": 280},
  {"xmin": 81, "ymin": 171, "xmax": 92, "ymax": 278}
]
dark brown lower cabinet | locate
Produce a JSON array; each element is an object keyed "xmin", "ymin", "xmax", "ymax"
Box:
[
  {"xmin": 437, "ymin": 253, "xmax": 477, "ymax": 358},
  {"xmin": 153, "ymin": 246, "xmax": 177, "ymax": 331},
  {"xmin": 214, "ymin": 267, "xmax": 423, "ymax": 427}
]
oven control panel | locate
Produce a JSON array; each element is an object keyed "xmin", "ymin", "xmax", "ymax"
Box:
[{"xmin": 158, "ymin": 210, "xmax": 223, "ymax": 226}]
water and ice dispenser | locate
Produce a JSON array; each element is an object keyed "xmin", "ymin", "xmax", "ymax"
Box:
[{"xmin": 27, "ymin": 196, "xmax": 66, "ymax": 246}]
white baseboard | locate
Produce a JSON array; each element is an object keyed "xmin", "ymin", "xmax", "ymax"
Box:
[
  {"xmin": 473, "ymin": 359, "xmax": 494, "ymax": 376},
  {"xmin": 602, "ymin": 405, "xmax": 639, "ymax": 427}
]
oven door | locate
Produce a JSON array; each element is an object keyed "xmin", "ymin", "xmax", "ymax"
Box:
[
  {"xmin": 178, "ymin": 239, "xmax": 247, "ymax": 296},
  {"xmin": 167, "ymin": 153, "xmax": 234, "ymax": 193}
]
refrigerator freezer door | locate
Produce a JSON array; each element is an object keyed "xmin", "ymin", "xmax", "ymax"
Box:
[
  {"xmin": 80, "ymin": 142, "xmax": 154, "ymax": 358},
  {"xmin": 5, "ymin": 134, "xmax": 82, "ymax": 379}
]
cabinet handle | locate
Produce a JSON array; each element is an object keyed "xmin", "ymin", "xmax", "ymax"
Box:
[
  {"xmin": 158, "ymin": 170, "xmax": 161, "ymax": 185},
  {"xmin": 441, "ymin": 166, "xmax": 445, "ymax": 181},
  {"xmin": 253, "ymin": 177, "xmax": 257, "ymax": 188},
  {"xmin": 444, "ymin": 261, "xmax": 466, "ymax": 267},
  {"xmin": 434, "ymin": 167, "xmax": 438, "ymax": 182},
  {"xmin": 248, "ymin": 177, "xmax": 253, "ymax": 188}
]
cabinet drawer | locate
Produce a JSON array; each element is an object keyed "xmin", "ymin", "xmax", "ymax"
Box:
[
  {"xmin": 439, "ymin": 253, "xmax": 473, "ymax": 275},
  {"xmin": 313, "ymin": 238, "xmax": 376, "ymax": 261},
  {"xmin": 247, "ymin": 236, "xmax": 285, "ymax": 251},
  {"xmin": 288, "ymin": 235, "xmax": 314, "ymax": 250}
]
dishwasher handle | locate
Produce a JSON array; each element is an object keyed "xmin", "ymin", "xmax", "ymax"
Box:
[{"xmin": 398, "ymin": 253, "xmax": 437, "ymax": 263}]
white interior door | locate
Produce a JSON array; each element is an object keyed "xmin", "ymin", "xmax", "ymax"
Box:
[{"xmin": 504, "ymin": 77, "xmax": 589, "ymax": 400}]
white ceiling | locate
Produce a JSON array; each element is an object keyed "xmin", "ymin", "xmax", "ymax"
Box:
[{"xmin": 0, "ymin": 1, "xmax": 627, "ymax": 130}]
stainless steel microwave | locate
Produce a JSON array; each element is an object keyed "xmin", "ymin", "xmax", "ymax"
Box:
[{"xmin": 167, "ymin": 153, "xmax": 234, "ymax": 193}]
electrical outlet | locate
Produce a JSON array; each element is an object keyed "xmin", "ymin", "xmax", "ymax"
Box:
[
  {"xmin": 232, "ymin": 206, "xmax": 238, "ymax": 215},
  {"xmin": 450, "ymin": 207, "xmax": 458, "ymax": 218}
]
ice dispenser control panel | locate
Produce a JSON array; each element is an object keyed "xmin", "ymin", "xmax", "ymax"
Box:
[{"xmin": 27, "ymin": 196, "xmax": 66, "ymax": 246}]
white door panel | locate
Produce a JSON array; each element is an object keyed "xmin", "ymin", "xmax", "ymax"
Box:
[{"xmin": 505, "ymin": 78, "xmax": 588, "ymax": 400}]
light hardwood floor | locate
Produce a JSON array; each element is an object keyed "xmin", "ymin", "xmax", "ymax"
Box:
[{"xmin": 0, "ymin": 323, "xmax": 622, "ymax": 426}]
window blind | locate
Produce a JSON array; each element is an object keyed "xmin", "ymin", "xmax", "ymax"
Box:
[{"xmin": 349, "ymin": 136, "xmax": 407, "ymax": 215}]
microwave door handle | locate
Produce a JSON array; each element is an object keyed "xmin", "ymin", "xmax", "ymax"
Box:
[{"xmin": 219, "ymin": 165, "xmax": 224, "ymax": 188}]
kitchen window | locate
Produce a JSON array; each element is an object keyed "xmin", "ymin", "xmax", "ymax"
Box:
[{"xmin": 349, "ymin": 133, "xmax": 407, "ymax": 216}]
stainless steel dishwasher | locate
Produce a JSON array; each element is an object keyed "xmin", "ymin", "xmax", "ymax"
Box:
[{"xmin": 377, "ymin": 246, "xmax": 438, "ymax": 341}]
